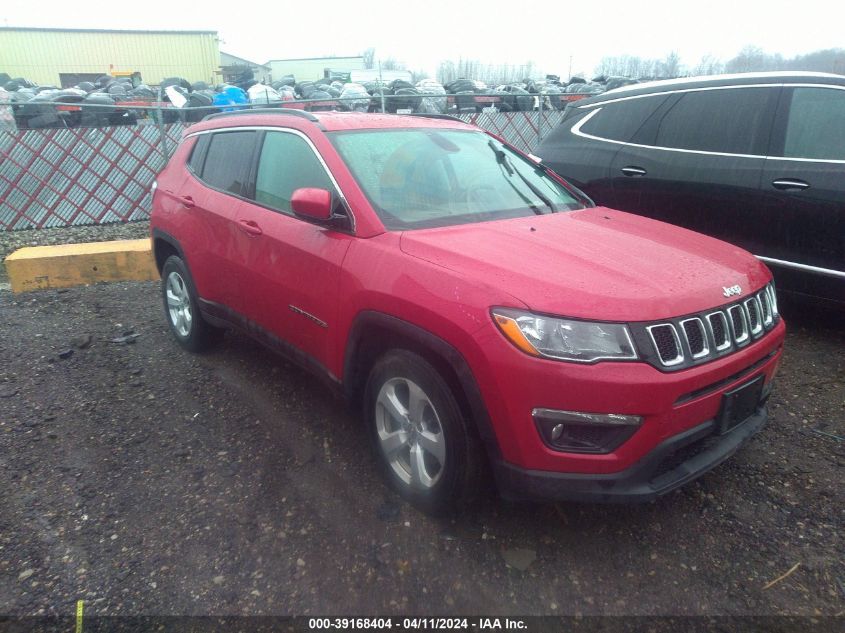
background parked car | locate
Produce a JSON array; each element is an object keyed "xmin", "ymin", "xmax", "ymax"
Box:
[{"xmin": 537, "ymin": 72, "xmax": 845, "ymax": 307}]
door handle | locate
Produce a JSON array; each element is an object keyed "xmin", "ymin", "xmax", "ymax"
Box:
[
  {"xmin": 179, "ymin": 195, "xmax": 195, "ymax": 208},
  {"xmin": 772, "ymin": 178, "xmax": 810, "ymax": 191},
  {"xmin": 237, "ymin": 219, "xmax": 263, "ymax": 236},
  {"xmin": 621, "ymin": 166, "xmax": 647, "ymax": 177}
]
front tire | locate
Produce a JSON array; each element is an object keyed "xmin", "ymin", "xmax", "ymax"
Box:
[
  {"xmin": 161, "ymin": 255, "xmax": 220, "ymax": 352},
  {"xmin": 365, "ymin": 350, "xmax": 483, "ymax": 515}
]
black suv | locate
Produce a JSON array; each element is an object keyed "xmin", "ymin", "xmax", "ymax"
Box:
[{"xmin": 538, "ymin": 72, "xmax": 845, "ymax": 307}]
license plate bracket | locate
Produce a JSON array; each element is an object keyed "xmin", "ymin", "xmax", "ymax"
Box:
[{"xmin": 718, "ymin": 376, "xmax": 764, "ymax": 434}]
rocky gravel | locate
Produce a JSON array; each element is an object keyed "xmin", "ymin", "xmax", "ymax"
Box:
[{"xmin": 0, "ymin": 280, "xmax": 842, "ymax": 619}]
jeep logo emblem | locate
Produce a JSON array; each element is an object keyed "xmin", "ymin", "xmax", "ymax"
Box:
[{"xmin": 723, "ymin": 284, "xmax": 742, "ymax": 297}]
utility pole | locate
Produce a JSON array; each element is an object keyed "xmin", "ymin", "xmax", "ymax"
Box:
[{"xmin": 378, "ymin": 60, "xmax": 386, "ymax": 113}]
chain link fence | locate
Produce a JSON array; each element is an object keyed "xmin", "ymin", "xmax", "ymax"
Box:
[{"xmin": 0, "ymin": 96, "xmax": 569, "ymax": 231}]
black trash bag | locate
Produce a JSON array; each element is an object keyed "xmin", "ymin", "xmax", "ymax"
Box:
[
  {"xmin": 12, "ymin": 77, "xmax": 36, "ymax": 88},
  {"xmin": 191, "ymin": 81, "xmax": 209, "ymax": 91},
  {"xmin": 445, "ymin": 78, "xmax": 478, "ymax": 94},
  {"xmin": 388, "ymin": 79, "xmax": 414, "ymax": 92},
  {"xmin": 79, "ymin": 93, "xmax": 116, "ymax": 127},
  {"xmin": 9, "ymin": 89, "xmax": 33, "ymax": 103},
  {"xmin": 339, "ymin": 83, "xmax": 370, "ymax": 112},
  {"xmin": 107, "ymin": 84, "xmax": 128, "ymax": 95},
  {"xmin": 415, "ymin": 80, "xmax": 447, "ymax": 114},
  {"xmin": 277, "ymin": 74, "xmax": 296, "ymax": 87},
  {"xmin": 4, "ymin": 80, "xmax": 21, "ymax": 92},
  {"xmin": 0, "ymin": 73, "xmax": 10, "ymax": 85},
  {"xmin": 183, "ymin": 91, "xmax": 215, "ymax": 122},
  {"xmin": 76, "ymin": 81, "xmax": 96, "ymax": 93},
  {"xmin": 388, "ymin": 87, "xmax": 421, "ymax": 113},
  {"xmin": 604, "ymin": 76, "xmax": 638, "ymax": 91},
  {"xmin": 591, "ymin": 75, "xmax": 607, "ymax": 84},
  {"xmin": 130, "ymin": 84, "xmax": 156, "ymax": 99},
  {"xmin": 326, "ymin": 86, "xmax": 342, "ymax": 98},
  {"xmin": 95, "ymin": 75, "xmax": 113, "ymax": 88},
  {"xmin": 503, "ymin": 85, "xmax": 533, "ymax": 111},
  {"xmin": 160, "ymin": 77, "xmax": 192, "ymax": 92},
  {"xmin": 227, "ymin": 68, "xmax": 255, "ymax": 90},
  {"xmin": 567, "ymin": 76, "xmax": 587, "ymax": 85},
  {"xmin": 308, "ymin": 90, "xmax": 334, "ymax": 111},
  {"xmin": 453, "ymin": 90, "xmax": 476, "ymax": 112},
  {"xmin": 296, "ymin": 81, "xmax": 315, "ymax": 98}
]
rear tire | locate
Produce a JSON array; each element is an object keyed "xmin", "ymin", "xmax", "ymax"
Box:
[
  {"xmin": 161, "ymin": 255, "xmax": 221, "ymax": 352},
  {"xmin": 364, "ymin": 349, "xmax": 484, "ymax": 515}
]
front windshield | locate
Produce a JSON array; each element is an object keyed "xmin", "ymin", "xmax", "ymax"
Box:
[{"xmin": 330, "ymin": 128, "xmax": 586, "ymax": 229}]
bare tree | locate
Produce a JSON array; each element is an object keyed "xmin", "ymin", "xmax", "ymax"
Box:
[
  {"xmin": 380, "ymin": 57, "xmax": 405, "ymax": 71},
  {"xmin": 691, "ymin": 54, "xmax": 725, "ymax": 76},
  {"xmin": 362, "ymin": 48, "xmax": 375, "ymax": 70},
  {"xmin": 436, "ymin": 58, "xmax": 538, "ymax": 86}
]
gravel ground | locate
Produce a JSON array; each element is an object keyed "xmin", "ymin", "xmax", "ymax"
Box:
[
  {"xmin": 0, "ymin": 221, "xmax": 150, "ymax": 285},
  {"xmin": 0, "ymin": 276, "xmax": 842, "ymax": 619}
]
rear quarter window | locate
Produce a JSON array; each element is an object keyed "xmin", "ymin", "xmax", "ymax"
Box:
[
  {"xmin": 199, "ymin": 130, "xmax": 257, "ymax": 196},
  {"xmin": 653, "ymin": 87, "xmax": 774, "ymax": 155},
  {"xmin": 782, "ymin": 87, "xmax": 845, "ymax": 160}
]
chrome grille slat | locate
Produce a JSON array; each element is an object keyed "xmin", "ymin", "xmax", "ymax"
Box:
[
  {"xmin": 728, "ymin": 304, "xmax": 750, "ymax": 345},
  {"xmin": 706, "ymin": 311, "xmax": 731, "ymax": 351},
  {"xmin": 745, "ymin": 297, "xmax": 764, "ymax": 337},
  {"xmin": 643, "ymin": 283, "xmax": 778, "ymax": 370},
  {"xmin": 647, "ymin": 324, "xmax": 684, "ymax": 367},
  {"xmin": 759, "ymin": 290, "xmax": 773, "ymax": 328},
  {"xmin": 680, "ymin": 317, "xmax": 709, "ymax": 359}
]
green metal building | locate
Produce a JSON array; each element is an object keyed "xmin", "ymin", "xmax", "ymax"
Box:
[{"xmin": 0, "ymin": 27, "xmax": 221, "ymax": 87}]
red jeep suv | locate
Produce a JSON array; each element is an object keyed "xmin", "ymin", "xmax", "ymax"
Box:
[{"xmin": 150, "ymin": 109, "xmax": 785, "ymax": 514}]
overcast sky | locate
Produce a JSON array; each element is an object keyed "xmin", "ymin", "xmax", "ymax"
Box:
[{"xmin": 3, "ymin": 0, "xmax": 843, "ymax": 78}]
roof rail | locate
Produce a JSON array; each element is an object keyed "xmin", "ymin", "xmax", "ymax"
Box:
[
  {"xmin": 201, "ymin": 107, "xmax": 320, "ymax": 123},
  {"xmin": 406, "ymin": 113, "xmax": 467, "ymax": 123}
]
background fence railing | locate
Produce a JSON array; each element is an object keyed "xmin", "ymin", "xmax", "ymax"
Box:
[{"xmin": 0, "ymin": 97, "xmax": 569, "ymax": 231}]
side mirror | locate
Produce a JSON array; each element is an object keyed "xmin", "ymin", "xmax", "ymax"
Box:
[{"xmin": 291, "ymin": 188, "xmax": 332, "ymax": 221}]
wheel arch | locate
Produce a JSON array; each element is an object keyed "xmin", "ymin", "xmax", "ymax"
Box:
[
  {"xmin": 343, "ymin": 311, "xmax": 501, "ymax": 461},
  {"xmin": 151, "ymin": 228, "xmax": 185, "ymax": 275}
]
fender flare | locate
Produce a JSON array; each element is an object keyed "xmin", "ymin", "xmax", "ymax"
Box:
[{"xmin": 343, "ymin": 310, "xmax": 501, "ymax": 460}]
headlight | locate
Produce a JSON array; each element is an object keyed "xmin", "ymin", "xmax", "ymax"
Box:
[{"xmin": 492, "ymin": 308, "xmax": 638, "ymax": 363}]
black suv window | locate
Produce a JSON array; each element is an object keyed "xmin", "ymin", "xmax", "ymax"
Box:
[
  {"xmin": 579, "ymin": 95, "xmax": 666, "ymax": 143},
  {"xmin": 200, "ymin": 131, "xmax": 257, "ymax": 196},
  {"xmin": 783, "ymin": 87, "xmax": 845, "ymax": 160},
  {"xmin": 654, "ymin": 87, "xmax": 773, "ymax": 155},
  {"xmin": 254, "ymin": 131, "xmax": 334, "ymax": 214},
  {"xmin": 187, "ymin": 135, "xmax": 209, "ymax": 173}
]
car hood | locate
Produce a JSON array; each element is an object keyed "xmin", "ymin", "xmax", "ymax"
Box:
[{"xmin": 399, "ymin": 208, "xmax": 772, "ymax": 322}]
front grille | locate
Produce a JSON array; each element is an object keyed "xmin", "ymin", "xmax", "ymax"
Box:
[
  {"xmin": 647, "ymin": 324, "xmax": 683, "ymax": 366},
  {"xmin": 637, "ymin": 283, "xmax": 779, "ymax": 370}
]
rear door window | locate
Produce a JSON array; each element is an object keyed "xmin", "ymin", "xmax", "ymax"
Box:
[
  {"xmin": 653, "ymin": 87, "xmax": 774, "ymax": 155},
  {"xmin": 782, "ymin": 87, "xmax": 845, "ymax": 160},
  {"xmin": 254, "ymin": 131, "xmax": 334, "ymax": 215},
  {"xmin": 200, "ymin": 131, "xmax": 257, "ymax": 196},
  {"xmin": 578, "ymin": 94, "xmax": 667, "ymax": 143}
]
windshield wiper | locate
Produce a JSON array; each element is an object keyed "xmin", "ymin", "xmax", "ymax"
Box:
[{"xmin": 487, "ymin": 140, "xmax": 556, "ymax": 212}]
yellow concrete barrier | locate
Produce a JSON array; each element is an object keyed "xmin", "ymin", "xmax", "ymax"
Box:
[{"xmin": 4, "ymin": 239, "xmax": 159, "ymax": 293}]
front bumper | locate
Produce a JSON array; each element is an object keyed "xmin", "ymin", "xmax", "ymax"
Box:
[{"xmin": 493, "ymin": 404, "xmax": 767, "ymax": 503}]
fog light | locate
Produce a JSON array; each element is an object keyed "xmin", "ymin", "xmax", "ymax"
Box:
[{"xmin": 533, "ymin": 408, "xmax": 643, "ymax": 454}]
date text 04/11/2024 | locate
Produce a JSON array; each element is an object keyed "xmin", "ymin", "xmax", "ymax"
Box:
[{"xmin": 307, "ymin": 618, "xmax": 528, "ymax": 630}]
